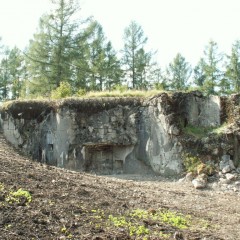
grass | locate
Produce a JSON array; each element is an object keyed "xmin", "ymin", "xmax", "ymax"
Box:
[
  {"xmin": 1, "ymin": 89, "xmax": 167, "ymax": 112},
  {"xmin": 0, "ymin": 183, "xmax": 32, "ymax": 206},
  {"xmin": 82, "ymin": 89, "xmax": 166, "ymax": 98},
  {"xmin": 183, "ymin": 122, "xmax": 229, "ymax": 138},
  {"xmin": 183, "ymin": 125, "xmax": 213, "ymax": 138},
  {"xmin": 210, "ymin": 122, "xmax": 229, "ymax": 135},
  {"xmin": 90, "ymin": 208, "xmax": 192, "ymax": 239}
]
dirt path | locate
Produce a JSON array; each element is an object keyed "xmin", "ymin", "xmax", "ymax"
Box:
[{"xmin": 0, "ymin": 133, "xmax": 239, "ymax": 239}]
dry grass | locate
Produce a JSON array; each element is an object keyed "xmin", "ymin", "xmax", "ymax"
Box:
[{"xmin": 81, "ymin": 89, "xmax": 166, "ymax": 98}]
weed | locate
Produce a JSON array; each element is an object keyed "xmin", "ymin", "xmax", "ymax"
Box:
[
  {"xmin": 107, "ymin": 208, "xmax": 190, "ymax": 238},
  {"xmin": 183, "ymin": 153, "xmax": 202, "ymax": 175},
  {"xmin": 160, "ymin": 210, "xmax": 190, "ymax": 229},
  {"xmin": 210, "ymin": 122, "xmax": 228, "ymax": 135},
  {"xmin": 0, "ymin": 183, "xmax": 4, "ymax": 192},
  {"xmin": 51, "ymin": 82, "xmax": 72, "ymax": 99},
  {"xmin": 183, "ymin": 153, "xmax": 215, "ymax": 175},
  {"xmin": 6, "ymin": 188, "xmax": 32, "ymax": 205},
  {"xmin": 183, "ymin": 125, "xmax": 212, "ymax": 138}
]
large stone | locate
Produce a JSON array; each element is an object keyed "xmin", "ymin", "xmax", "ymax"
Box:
[
  {"xmin": 192, "ymin": 178, "xmax": 207, "ymax": 189},
  {"xmin": 225, "ymin": 173, "xmax": 237, "ymax": 181},
  {"xmin": 222, "ymin": 165, "xmax": 231, "ymax": 174}
]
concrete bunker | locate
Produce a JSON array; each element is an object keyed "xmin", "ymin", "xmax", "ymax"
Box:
[
  {"xmin": 1, "ymin": 92, "xmax": 230, "ymax": 176},
  {"xmin": 82, "ymin": 143, "xmax": 134, "ymax": 175}
]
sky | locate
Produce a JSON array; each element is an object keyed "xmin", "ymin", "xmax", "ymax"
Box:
[{"xmin": 1, "ymin": 0, "xmax": 240, "ymax": 68}]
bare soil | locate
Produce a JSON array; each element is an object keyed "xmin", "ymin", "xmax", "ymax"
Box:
[{"xmin": 0, "ymin": 134, "xmax": 239, "ymax": 240}]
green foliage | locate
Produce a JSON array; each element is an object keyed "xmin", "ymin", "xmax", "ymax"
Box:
[
  {"xmin": 184, "ymin": 123, "xmax": 229, "ymax": 138},
  {"xmin": 166, "ymin": 53, "xmax": 192, "ymax": 91},
  {"xmin": 107, "ymin": 208, "xmax": 190, "ymax": 238},
  {"xmin": 0, "ymin": 183, "xmax": 4, "ymax": 192},
  {"xmin": 225, "ymin": 40, "xmax": 240, "ymax": 94},
  {"xmin": 76, "ymin": 88, "xmax": 86, "ymax": 97},
  {"xmin": 211, "ymin": 122, "xmax": 228, "ymax": 135},
  {"xmin": 202, "ymin": 40, "xmax": 223, "ymax": 95},
  {"xmin": 153, "ymin": 82, "xmax": 165, "ymax": 90},
  {"xmin": 51, "ymin": 82, "xmax": 72, "ymax": 99},
  {"xmin": 122, "ymin": 20, "xmax": 155, "ymax": 89},
  {"xmin": 160, "ymin": 210, "xmax": 190, "ymax": 229},
  {"xmin": 6, "ymin": 188, "xmax": 32, "ymax": 204},
  {"xmin": 112, "ymin": 84, "xmax": 129, "ymax": 92},
  {"xmin": 184, "ymin": 125, "xmax": 212, "ymax": 138},
  {"xmin": 183, "ymin": 153, "xmax": 215, "ymax": 175},
  {"xmin": 183, "ymin": 153, "xmax": 202, "ymax": 174}
]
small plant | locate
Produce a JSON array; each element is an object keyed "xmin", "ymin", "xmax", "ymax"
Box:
[
  {"xmin": 51, "ymin": 82, "xmax": 72, "ymax": 99},
  {"xmin": 76, "ymin": 88, "xmax": 86, "ymax": 97},
  {"xmin": 183, "ymin": 125, "xmax": 212, "ymax": 138},
  {"xmin": 0, "ymin": 183, "xmax": 4, "ymax": 192},
  {"xmin": 6, "ymin": 188, "xmax": 32, "ymax": 205},
  {"xmin": 160, "ymin": 210, "xmax": 190, "ymax": 229},
  {"xmin": 107, "ymin": 208, "xmax": 191, "ymax": 238},
  {"xmin": 183, "ymin": 153, "xmax": 215, "ymax": 176},
  {"xmin": 112, "ymin": 84, "xmax": 129, "ymax": 93},
  {"xmin": 60, "ymin": 226, "xmax": 73, "ymax": 239},
  {"xmin": 211, "ymin": 122, "xmax": 228, "ymax": 135},
  {"xmin": 183, "ymin": 153, "xmax": 202, "ymax": 175}
]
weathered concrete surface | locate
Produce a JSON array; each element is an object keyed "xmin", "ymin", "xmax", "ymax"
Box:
[{"xmin": 0, "ymin": 92, "xmax": 227, "ymax": 176}]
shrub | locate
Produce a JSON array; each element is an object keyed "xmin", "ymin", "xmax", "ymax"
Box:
[
  {"xmin": 51, "ymin": 82, "xmax": 72, "ymax": 99},
  {"xmin": 6, "ymin": 188, "xmax": 32, "ymax": 205},
  {"xmin": 183, "ymin": 153, "xmax": 215, "ymax": 176}
]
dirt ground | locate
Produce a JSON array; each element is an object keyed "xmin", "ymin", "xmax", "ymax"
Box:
[{"xmin": 0, "ymin": 134, "xmax": 239, "ymax": 240}]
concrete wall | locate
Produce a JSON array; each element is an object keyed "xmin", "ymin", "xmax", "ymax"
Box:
[{"xmin": 0, "ymin": 93, "xmax": 222, "ymax": 176}]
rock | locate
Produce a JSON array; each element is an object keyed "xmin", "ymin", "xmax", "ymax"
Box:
[
  {"xmin": 219, "ymin": 156, "xmax": 231, "ymax": 170},
  {"xmin": 185, "ymin": 172, "xmax": 194, "ymax": 182},
  {"xmin": 234, "ymin": 181, "xmax": 240, "ymax": 186},
  {"xmin": 192, "ymin": 175, "xmax": 208, "ymax": 189},
  {"xmin": 178, "ymin": 177, "xmax": 186, "ymax": 183},
  {"xmin": 211, "ymin": 182, "xmax": 219, "ymax": 189},
  {"xmin": 229, "ymin": 160, "xmax": 236, "ymax": 170},
  {"xmin": 198, "ymin": 173, "xmax": 208, "ymax": 181},
  {"xmin": 219, "ymin": 178, "xmax": 231, "ymax": 184},
  {"xmin": 173, "ymin": 231, "xmax": 184, "ymax": 239},
  {"xmin": 219, "ymin": 155, "xmax": 230, "ymax": 170},
  {"xmin": 222, "ymin": 165, "xmax": 231, "ymax": 174},
  {"xmin": 225, "ymin": 173, "xmax": 237, "ymax": 181}
]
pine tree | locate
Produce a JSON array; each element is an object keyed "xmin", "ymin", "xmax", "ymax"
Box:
[
  {"xmin": 193, "ymin": 58, "xmax": 206, "ymax": 89},
  {"xmin": 165, "ymin": 53, "xmax": 191, "ymax": 91},
  {"xmin": 122, "ymin": 21, "xmax": 153, "ymax": 89},
  {"xmin": 201, "ymin": 40, "xmax": 223, "ymax": 94},
  {"xmin": 26, "ymin": 0, "xmax": 81, "ymax": 97},
  {"xmin": 0, "ymin": 47, "xmax": 26, "ymax": 99},
  {"xmin": 7, "ymin": 47, "xmax": 25, "ymax": 99},
  {"xmin": 225, "ymin": 40, "xmax": 240, "ymax": 93},
  {"xmin": 72, "ymin": 20, "xmax": 122, "ymax": 91}
]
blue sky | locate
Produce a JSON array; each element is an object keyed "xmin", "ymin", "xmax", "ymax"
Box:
[{"xmin": 1, "ymin": 0, "xmax": 240, "ymax": 68}]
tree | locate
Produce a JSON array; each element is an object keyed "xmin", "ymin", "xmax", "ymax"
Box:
[
  {"xmin": 122, "ymin": 21, "xmax": 153, "ymax": 89},
  {"xmin": 0, "ymin": 38, "xmax": 9, "ymax": 99},
  {"xmin": 7, "ymin": 47, "xmax": 26, "ymax": 99},
  {"xmin": 225, "ymin": 40, "xmax": 240, "ymax": 93},
  {"xmin": 71, "ymin": 20, "xmax": 122, "ymax": 91},
  {"xmin": 0, "ymin": 47, "xmax": 26, "ymax": 100},
  {"xmin": 165, "ymin": 53, "xmax": 191, "ymax": 91},
  {"xmin": 83, "ymin": 21, "xmax": 122, "ymax": 91},
  {"xmin": 193, "ymin": 58, "xmax": 206, "ymax": 89},
  {"xmin": 0, "ymin": 53, "xmax": 10, "ymax": 100},
  {"xmin": 201, "ymin": 40, "xmax": 223, "ymax": 94},
  {"xmin": 26, "ymin": 0, "xmax": 81, "ymax": 96},
  {"xmin": 103, "ymin": 42, "xmax": 123, "ymax": 90}
]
